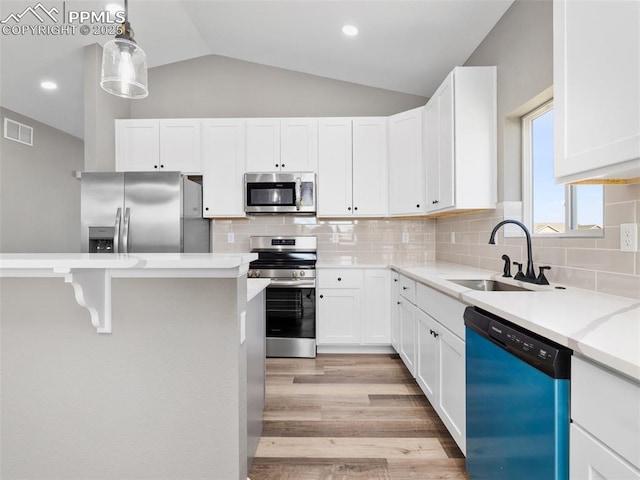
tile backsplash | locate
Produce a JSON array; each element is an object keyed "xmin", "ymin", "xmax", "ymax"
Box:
[
  {"xmin": 211, "ymin": 184, "xmax": 639, "ymax": 300},
  {"xmin": 436, "ymin": 184, "xmax": 640, "ymax": 300},
  {"xmin": 211, "ymin": 216, "xmax": 436, "ymax": 265}
]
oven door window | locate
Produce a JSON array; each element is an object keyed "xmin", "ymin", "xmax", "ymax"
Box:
[
  {"xmin": 246, "ymin": 183, "xmax": 295, "ymax": 206},
  {"xmin": 266, "ymin": 287, "xmax": 315, "ymax": 339}
]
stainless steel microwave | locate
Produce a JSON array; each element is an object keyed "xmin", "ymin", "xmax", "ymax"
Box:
[{"xmin": 244, "ymin": 173, "xmax": 316, "ymax": 214}]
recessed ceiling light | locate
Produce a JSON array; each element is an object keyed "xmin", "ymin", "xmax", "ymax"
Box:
[
  {"xmin": 40, "ymin": 81, "xmax": 58, "ymax": 91},
  {"xmin": 342, "ymin": 24, "xmax": 359, "ymax": 37}
]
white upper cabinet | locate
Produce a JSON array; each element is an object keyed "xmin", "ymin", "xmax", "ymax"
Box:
[
  {"xmin": 554, "ymin": 0, "xmax": 640, "ymax": 182},
  {"xmin": 317, "ymin": 117, "xmax": 388, "ymax": 217},
  {"xmin": 246, "ymin": 118, "xmax": 318, "ymax": 172},
  {"xmin": 245, "ymin": 119, "xmax": 281, "ymax": 172},
  {"xmin": 353, "ymin": 118, "xmax": 389, "ymax": 216},
  {"xmin": 388, "ymin": 107, "xmax": 425, "ymax": 216},
  {"xmin": 115, "ymin": 119, "xmax": 201, "ymax": 174},
  {"xmin": 159, "ymin": 119, "xmax": 201, "ymax": 173},
  {"xmin": 280, "ymin": 118, "xmax": 318, "ymax": 172},
  {"xmin": 318, "ymin": 118, "xmax": 353, "ymax": 216},
  {"xmin": 201, "ymin": 119, "xmax": 246, "ymax": 218},
  {"xmin": 424, "ymin": 67, "xmax": 497, "ymax": 214},
  {"xmin": 116, "ymin": 120, "xmax": 160, "ymax": 172}
]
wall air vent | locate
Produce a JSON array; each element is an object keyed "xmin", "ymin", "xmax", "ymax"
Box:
[{"xmin": 4, "ymin": 117, "xmax": 33, "ymax": 146}]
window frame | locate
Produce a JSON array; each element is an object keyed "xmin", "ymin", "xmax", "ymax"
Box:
[{"xmin": 522, "ymin": 100, "xmax": 604, "ymax": 238}]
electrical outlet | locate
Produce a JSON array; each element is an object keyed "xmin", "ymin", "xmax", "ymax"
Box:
[
  {"xmin": 227, "ymin": 232, "xmax": 235, "ymax": 244},
  {"xmin": 331, "ymin": 232, "xmax": 339, "ymax": 243},
  {"xmin": 402, "ymin": 232, "xmax": 409, "ymax": 243},
  {"xmin": 620, "ymin": 223, "xmax": 638, "ymax": 252}
]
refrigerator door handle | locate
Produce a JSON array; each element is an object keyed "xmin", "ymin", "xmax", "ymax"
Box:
[
  {"xmin": 113, "ymin": 207, "xmax": 122, "ymax": 253},
  {"xmin": 122, "ymin": 207, "xmax": 131, "ymax": 254}
]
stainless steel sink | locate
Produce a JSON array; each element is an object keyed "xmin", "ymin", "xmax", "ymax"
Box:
[{"xmin": 448, "ymin": 279, "xmax": 533, "ymax": 292}]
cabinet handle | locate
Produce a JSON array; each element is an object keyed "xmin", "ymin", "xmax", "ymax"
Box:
[
  {"xmin": 348, "ymin": 207, "xmax": 351, "ymax": 211},
  {"xmin": 402, "ymin": 286, "xmax": 408, "ymax": 290},
  {"xmin": 394, "ymin": 279, "xmax": 398, "ymax": 282},
  {"xmin": 205, "ymin": 207, "xmax": 209, "ymax": 211},
  {"xmin": 275, "ymin": 164, "xmax": 279, "ymax": 168},
  {"xmin": 337, "ymin": 277, "xmax": 342, "ymax": 281},
  {"xmin": 319, "ymin": 294, "xmax": 324, "ymax": 299},
  {"xmin": 432, "ymin": 200, "xmax": 439, "ymax": 205},
  {"xmin": 281, "ymin": 163, "xmax": 285, "ymax": 168},
  {"xmin": 154, "ymin": 165, "xmax": 158, "ymax": 169},
  {"xmin": 416, "ymin": 204, "xmax": 420, "ymax": 208},
  {"xmin": 354, "ymin": 207, "xmax": 358, "ymax": 211},
  {"xmin": 160, "ymin": 165, "xmax": 164, "ymax": 168},
  {"xmin": 397, "ymin": 301, "xmax": 401, "ymax": 305}
]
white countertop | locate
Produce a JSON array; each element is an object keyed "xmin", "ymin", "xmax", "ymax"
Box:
[
  {"xmin": 391, "ymin": 262, "xmax": 640, "ymax": 382},
  {"xmin": 0, "ymin": 253, "xmax": 258, "ymax": 275}
]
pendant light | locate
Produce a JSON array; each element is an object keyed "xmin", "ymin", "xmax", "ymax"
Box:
[{"xmin": 100, "ymin": 0, "xmax": 148, "ymax": 99}]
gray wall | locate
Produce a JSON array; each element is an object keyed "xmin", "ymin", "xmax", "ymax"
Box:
[
  {"xmin": 84, "ymin": 44, "xmax": 131, "ymax": 172},
  {"xmin": 131, "ymin": 54, "xmax": 427, "ymax": 119},
  {"xmin": 0, "ymin": 107, "xmax": 84, "ymax": 252},
  {"xmin": 464, "ymin": 0, "xmax": 553, "ymax": 202}
]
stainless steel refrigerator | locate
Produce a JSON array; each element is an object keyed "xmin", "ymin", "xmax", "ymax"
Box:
[{"xmin": 80, "ymin": 172, "xmax": 210, "ymax": 253}]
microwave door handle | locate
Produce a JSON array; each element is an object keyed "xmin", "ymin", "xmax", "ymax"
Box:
[
  {"xmin": 113, "ymin": 207, "xmax": 122, "ymax": 253},
  {"xmin": 122, "ymin": 207, "xmax": 130, "ymax": 254},
  {"xmin": 295, "ymin": 177, "xmax": 302, "ymax": 211}
]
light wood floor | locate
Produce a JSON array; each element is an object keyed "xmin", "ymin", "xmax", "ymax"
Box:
[{"xmin": 248, "ymin": 353, "xmax": 470, "ymax": 480}]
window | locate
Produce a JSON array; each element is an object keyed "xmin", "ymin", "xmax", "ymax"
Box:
[{"xmin": 522, "ymin": 101, "xmax": 603, "ymax": 236}]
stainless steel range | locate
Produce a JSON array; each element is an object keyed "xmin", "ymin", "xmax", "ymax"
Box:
[{"xmin": 249, "ymin": 236, "xmax": 317, "ymax": 358}]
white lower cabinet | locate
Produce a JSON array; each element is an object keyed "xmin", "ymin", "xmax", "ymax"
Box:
[
  {"xmin": 398, "ymin": 299, "xmax": 417, "ymax": 376},
  {"xmin": 396, "ymin": 275, "xmax": 466, "ymax": 454},
  {"xmin": 570, "ymin": 356, "xmax": 640, "ymax": 478},
  {"xmin": 390, "ymin": 272, "xmax": 400, "ymax": 352},
  {"xmin": 317, "ymin": 268, "xmax": 390, "ymax": 349},
  {"xmin": 571, "ymin": 424, "xmax": 640, "ymax": 480}
]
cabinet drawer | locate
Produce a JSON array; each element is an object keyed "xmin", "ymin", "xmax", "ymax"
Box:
[
  {"xmin": 416, "ymin": 283, "xmax": 466, "ymax": 339},
  {"xmin": 416, "ymin": 283, "xmax": 438, "ymax": 317},
  {"xmin": 572, "ymin": 356, "xmax": 640, "ymax": 469},
  {"xmin": 317, "ymin": 269, "xmax": 363, "ymax": 289},
  {"xmin": 398, "ymin": 275, "xmax": 416, "ymax": 303}
]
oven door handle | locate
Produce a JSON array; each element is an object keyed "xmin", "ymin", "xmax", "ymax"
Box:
[{"xmin": 268, "ymin": 279, "xmax": 316, "ymax": 288}]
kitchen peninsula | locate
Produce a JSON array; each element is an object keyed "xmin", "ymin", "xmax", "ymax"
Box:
[{"xmin": 0, "ymin": 253, "xmax": 265, "ymax": 480}]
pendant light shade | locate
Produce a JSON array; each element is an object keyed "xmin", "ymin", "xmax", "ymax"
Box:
[{"xmin": 100, "ymin": 0, "xmax": 148, "ymax": 99}]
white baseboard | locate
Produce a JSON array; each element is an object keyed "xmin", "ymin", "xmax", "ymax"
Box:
[{"xmin": 316, "ymin": 345, "xmax": 396, "ymax": 354}]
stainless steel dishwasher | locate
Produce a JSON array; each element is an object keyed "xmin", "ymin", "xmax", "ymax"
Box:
[{"xmin": 464, "ymin": 306, "xmax": 572, "ymax": 480}]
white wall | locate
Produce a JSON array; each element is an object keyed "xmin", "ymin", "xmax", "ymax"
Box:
[{"xmin": 0, "ymin": 107, "xmax": 84, "ymax": 252}]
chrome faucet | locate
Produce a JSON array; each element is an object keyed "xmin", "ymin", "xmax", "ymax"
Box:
[{"xmin": 489, "ymin": 219, "xmax": 550, "ymax": 285}]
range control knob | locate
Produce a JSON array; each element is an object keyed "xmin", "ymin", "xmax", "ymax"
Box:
[
  {"xmin": 299, "ymin": 271, "xmax": 306, "ymax": 277},
  {"xmin": 255, "ymin": 270, "xmax": 262, "ymax": 278},
  {"xmin": 292, "ymin": 271, "xmax": 299, "ymax": 278}
]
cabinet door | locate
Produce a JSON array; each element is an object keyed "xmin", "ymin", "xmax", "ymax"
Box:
[
  {"xmin": 554, "ymin": 0, "xmax": 640, "ymax": 181},
  {"xmin": 425, "ymin": 75, "xmax": 454, "ymax": 213},
  {"xmin": 390, "ymin": 273, "xmax": 400, "ymax": 352},
  {"xmin": 352, "ymin": 117, "xmax": 388, "ymax": 216},
  {"xmin": 318, "ymin": 118, "xmax": 353, "ymax": 216},
  {"xmin": 388, "ymin": 107, "xmax": 425, "ymax": 215},
  {"xmin": 363, "ymin": 269, "xmax": 390, "ymax": 344},
  {"xmin": 201, "ymin": 119, "xmax": 246, "ymax": 218},
  {"xmin": 570, "ymin": 424, "xmax": 640, "ymax": 480},
  {"xmin": 281, "ymin": 118, "xmax": 318, "ymax": 172},
  {"xmin": 317, "ymin": 288, "xmax": 362, "ymax": 345},
  {"xmin": 398, "ymin": 300, "xmax": 416, "ymax": 376},
  {"xmin": 115, "ymin": 119, "xmax": 160, "ymax": 172},
  {"xmin": 438, "ymin": 326, "xmax": 466, "ymax": 454},
  {"xmin": 416, "ymin": 309, "xmax": 438, "ymax": 403},
  {"xmin": 159, "ymin": 119, "xmax": 201, "ymax": 173},
  {"xmin": 246, "ymin": 119, "xmax": 280, "ymax": 172}
]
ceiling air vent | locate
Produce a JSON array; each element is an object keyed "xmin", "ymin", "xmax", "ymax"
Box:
[{"xmin": 4, "ymin": 117, "xmax": 33, "ymax": 146}]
